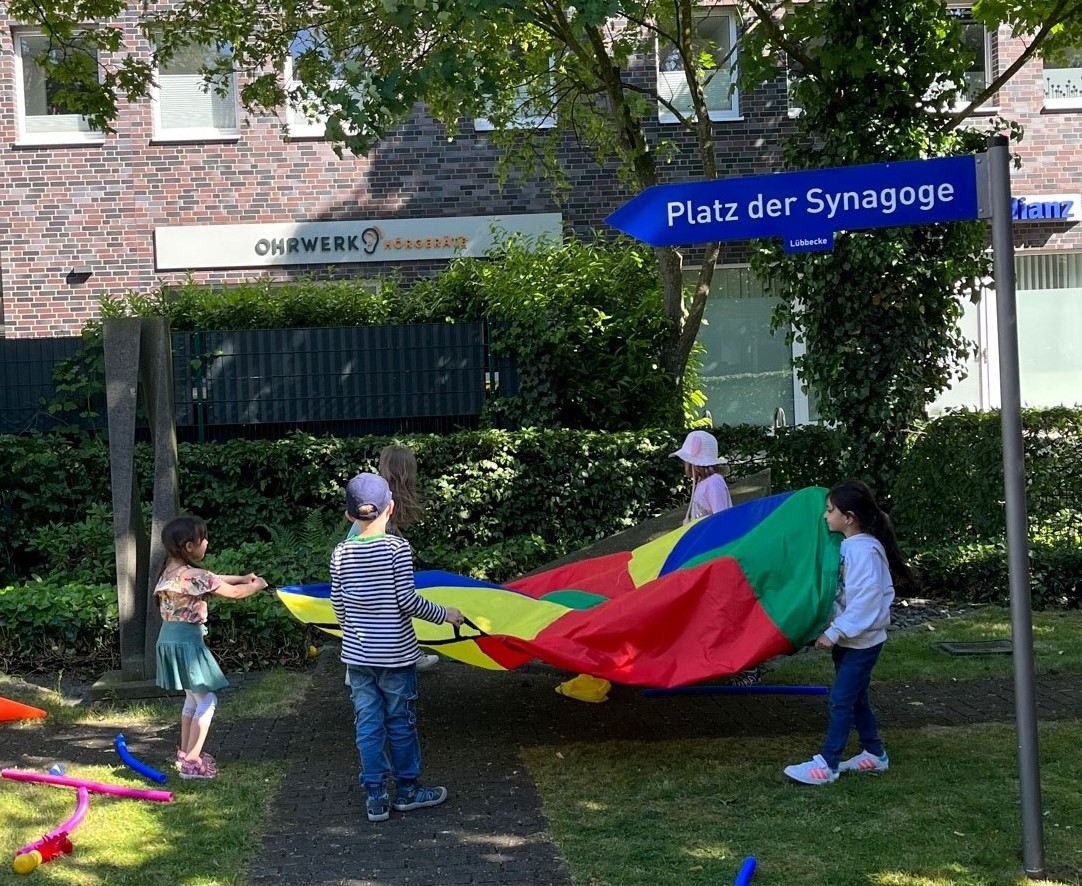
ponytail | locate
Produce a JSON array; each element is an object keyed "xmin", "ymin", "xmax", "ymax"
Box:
[{"xmin": 827, "ymin": 481, "xmax": 917, "ymax": 589}]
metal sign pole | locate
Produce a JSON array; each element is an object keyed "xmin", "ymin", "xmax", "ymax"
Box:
[{"xmin": 988, "ymin": 133, "xmax": 1044, "ymax": 876}]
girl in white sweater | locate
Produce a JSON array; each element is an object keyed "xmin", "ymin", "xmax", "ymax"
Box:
[{"xmin": 784, "ymin": 480, "xmax": 914, "ymax": 785}]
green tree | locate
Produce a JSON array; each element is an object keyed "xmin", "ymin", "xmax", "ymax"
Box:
[
  {"xmin": 739, "ymin": 0, "xmax": 1011, "ymax": 493},
  {"xmin": 7, "ymin": 0, "xmax": 1081, "ymax": 465}
]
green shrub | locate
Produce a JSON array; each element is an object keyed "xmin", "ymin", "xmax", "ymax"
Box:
[
  {"xmin": 409, "ymin": 236, "xmax": 684, "ymax": 429},
  {"xmin": 914, "ymin": 539, "xmax": 1082, "ymax": 609},
  {"xmin": 0, "ymin": 580, "xmax": 119, "ymax": 672},
  {"xmin": 4, "ymin": 425, "xmax": 831, "ymax": 582},
  {"xmin": 25, "ymin": 502, "xmax": 123, "ymax": 585},
  {"xmin": 892, "ymin": 407, "xmax": 1082, "ymax": 547},
  {"xmin": 45, "ymin": 236, "xmax": 694, "ymax": 432},
  {"xmin": 0, "ymin": 578, "xmax": 311, "ymax": 675}
]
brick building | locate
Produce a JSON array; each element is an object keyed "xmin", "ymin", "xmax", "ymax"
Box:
[{"xmin": 0, "ymin": 9, "xmax": 1079, "ymax": 424}]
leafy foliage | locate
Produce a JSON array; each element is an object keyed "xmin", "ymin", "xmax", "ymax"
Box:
[
  {"xmin": 892, "ymin": 407, "xmax": 1082, "ymax": 547},
  {"xmin": 1, "ymin": 425, "xmax": 816, "ymax": 583},
  {"xmin": 0, "ymin": 579, "xmax": 119, "ymax": 672},
  {"xmin": 913, "ymin": 540, "xmax": 1082, "ymax": 608},
  {"xmin": 409, "ymin": 236, "xmax": 683, "ymax": 429},
  {"xmin": 744, "ymin": 0, "xmax": 996, "ymax": 492},
  {"xmin": 43, "ymin": 236, "xmax": 693, "ymax": 431}
]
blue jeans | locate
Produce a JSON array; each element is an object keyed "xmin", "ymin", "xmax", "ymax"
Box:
[
  {"xmin": 346, "ymin": 664, "xmax": 422, "ymax": 796},
  {"xmin": 821, "ymin": 643, "xmax": 885, "ymax": 770}
]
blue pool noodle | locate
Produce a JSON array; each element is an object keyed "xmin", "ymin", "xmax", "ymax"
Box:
[
  {"xmin": 734, "ymin": 856, "xmax": 757, "ymax": 886},
  {"xmin": 114, "ymin": 733, "xmax": 168, "ymax": 784}
]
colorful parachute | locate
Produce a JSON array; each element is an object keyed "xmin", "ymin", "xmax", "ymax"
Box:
[{"xmin": 277, "ymin": 486, "xmax": 840, "ymax": 689}]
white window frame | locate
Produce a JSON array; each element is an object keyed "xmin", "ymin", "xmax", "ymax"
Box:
[
  {"xmin": 656, "ymin": 6, "xmax": 741, "ymax": 124},
  {"xmin": 151, "ymin": 42, "xmax": 240, "ymax": 142},
  {"xmin": 948, "ymin": 8, "xmax": 996, "ymax": 113},
  {"xmin": 282, "ymin": 30, "xmax": 368, "ymax": 139},
  {"xmin": 12, "ymin": 29, "xmax": 105, "ymax": 146},
  {"xmin": 473, "ymin": 58, "xmax": 557, "ymax": 131},
  {"xmin": 1043, "ymin": 48, "xmax": 1082, "ymax": 110},
  {"xmin": 282, "ymin": 54, "xmax": 339, "ymax": 138},
  {"xmin": 785, "ymin": 60, "xmax": 803, "ymax": 119}
]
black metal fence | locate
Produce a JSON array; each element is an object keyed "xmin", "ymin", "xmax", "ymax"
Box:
[{"xmin": 1, "ymin": 322, "xmax": 516, "ymax": 439}]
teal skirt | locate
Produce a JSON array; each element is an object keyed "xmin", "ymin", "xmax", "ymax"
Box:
[{"xmin": 156, "ymin": 621, "xmax": 228, "ymax": 693}]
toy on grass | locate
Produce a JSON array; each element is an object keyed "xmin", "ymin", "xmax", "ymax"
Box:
[
  {"xmin": 1, "ymin": 768, "xmax": 173, "ymax": 803},
  {"xmin": 11, "ymin": 787, "xmax": 89, "ymax": 875},
  {"xmin": 733, "ymin": 856, "xmax": 757, "ymax": 886},
  {"xmin": 641, "ymin": 685, "xmax": 828, "ymax": 697},
  {"xmin": 0, "ymin": 697, "xmax": 47, "ymax": 722},
  {"xmin": 114, "ymin": 734, "xmax": 168, "ymax": 784}
]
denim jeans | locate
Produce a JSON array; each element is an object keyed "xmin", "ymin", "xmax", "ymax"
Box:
[
  {"xmin": 820, "ymin": 642, "xmax": 885, "ymax": 770},
  {"xmin": 346, "ymin": 664, "xmax": 421, "ymax": 795}
]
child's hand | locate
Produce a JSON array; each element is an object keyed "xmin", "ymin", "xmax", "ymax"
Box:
[
  {"xmin": 814, "ymin": 632, "xmax": 834, "ymax": 650},
  {"xmin": 444, "ymin": 606, "xmax": 465, "ymax": 626},
  {"xmin": 251, "ymin": 575, "xmax": 269, "ymax": 592}
]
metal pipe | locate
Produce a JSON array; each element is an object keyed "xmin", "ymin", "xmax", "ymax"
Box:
[{"xmin": 988, "ymin": 133, "xmax": 1044, "ymax": 877}]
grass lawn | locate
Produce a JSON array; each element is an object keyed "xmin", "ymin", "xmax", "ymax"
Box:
[
  {"xmin": 0, "ymin": 669, "xmax": 307, "ymax": 886},
  {"xmin": 767, "ymin": 606, "xmax": 1082, "ymax": 684},
  {"xmin": 523, "ymin": 607, "xmax": 1082, "ymax": 886}
]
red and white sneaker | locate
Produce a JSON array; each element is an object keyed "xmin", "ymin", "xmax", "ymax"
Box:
[
  {"xmin": 783, "ymin": 754, "xmax": 838, "ymax": 785},
  {"xmin": 839, "ymin": 750, "xmax": 889, "ymax": 774}
]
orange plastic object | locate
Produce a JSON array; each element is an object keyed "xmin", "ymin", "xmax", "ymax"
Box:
[{"xmin": 0, "ymin": 697, "xmax": 47, "ymax": 722}]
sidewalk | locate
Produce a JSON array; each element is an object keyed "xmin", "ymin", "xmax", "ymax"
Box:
[{"xmin": 4, "ymin": 651, "xmax": 1082, "ymax": 886}]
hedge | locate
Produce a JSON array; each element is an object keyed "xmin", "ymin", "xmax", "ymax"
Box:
[{"xmin": 2, "ymin": 409, "xmax": 1080, "ymax": 674}]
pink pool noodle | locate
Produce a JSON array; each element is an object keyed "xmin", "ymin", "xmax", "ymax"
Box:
[
  {"xmin": 16, "ymin": 786, "xmax": 89, "ymax": 857},
  {"xmin": 1, "ymin": 768, "xmax": 173, "ymax": 802}
]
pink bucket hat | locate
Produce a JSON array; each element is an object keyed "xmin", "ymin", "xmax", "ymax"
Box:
[{"xmin": 670, "ymin": 430, "xmax": 726, "ymax": 467}]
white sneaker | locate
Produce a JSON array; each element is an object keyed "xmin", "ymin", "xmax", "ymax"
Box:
[
  {"xmin": 416, "ymin": 653, "xmax": 440, "ymax": 672},
  {"xmin": 839, "ymin": 750, "xmax": 889, "ymax": 774},
  {"xmin": 783, "ymin": 754, "xmax": 838, "ymax": 785}
]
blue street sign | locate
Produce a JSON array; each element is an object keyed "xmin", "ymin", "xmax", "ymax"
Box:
[{"xmin": 607, "ymin": 155, "xmax": 985, "ymax": 252}]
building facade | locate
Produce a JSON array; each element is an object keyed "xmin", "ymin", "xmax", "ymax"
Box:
[{"xmin": 1, "ymin": 9, "xmax": 1079, "ymax": 424}]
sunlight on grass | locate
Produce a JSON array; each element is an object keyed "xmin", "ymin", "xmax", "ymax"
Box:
[
  {"xmin": 0, "ymin": 667, "xmax": 310, "ymax": 731},
  {"xmin": 0, "ymin": 761, "xmax": 280, "ymax": 886},
  {"xmin": 219, "ymin": 667, "xmax": 311, "ymax": 721},
  {"xmin": 0, "ymin": 670, "xmax": 305, "ymax": 884},
  {"xmin": 767, "ymin": 607, "xmax": 1082, "ymax": 685},
  {"xmin": 523, "ymin": 721, "xmax": 1082, "ymax": 886}
]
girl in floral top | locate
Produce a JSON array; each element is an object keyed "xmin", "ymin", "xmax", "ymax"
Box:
[{"xmin": 155, "ymin": 515, "xmax": 268, "ymax": 780}]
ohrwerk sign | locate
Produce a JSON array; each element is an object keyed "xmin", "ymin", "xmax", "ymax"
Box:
[{"xmin": 606, "ymin": 155, "xmax": 986, "ymax": 252}]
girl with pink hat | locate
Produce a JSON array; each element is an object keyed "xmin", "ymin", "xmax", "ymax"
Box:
[{"xmin": 671, "ymin": 430, "xmax": 733, "ymax": 523}]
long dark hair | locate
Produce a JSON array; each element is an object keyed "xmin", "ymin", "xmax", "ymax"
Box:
[
  {"xmin": 379, "ymin": 444, "xmax": 422, "ymax": 531},
  {"xmin": 828, "ymin": 481, "xmax": 916, "ymax": 588},
  {"xmin": 160, "ymin": 515, "xmax": 208, "ymax": 574}
]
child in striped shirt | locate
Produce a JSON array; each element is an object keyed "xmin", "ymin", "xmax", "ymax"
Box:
[{"xmin": 331, "ymin": 472, "xmax": 464, "ymax": 822}]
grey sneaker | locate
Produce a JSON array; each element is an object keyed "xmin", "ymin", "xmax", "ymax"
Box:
[
  {"xmin": 393, "ymin": 784, "xmax": 448, "ymax": 811},
  {"xmin": 839, "ymin": 750, "xmax": 889, "ymax": 774},
  {"xmin": 366, "ymin": 791, "xmax": 390, "ymax": 822},
  {"xmin": 416, "ymin": 653, "xmax": 440, "ymax": 672}
]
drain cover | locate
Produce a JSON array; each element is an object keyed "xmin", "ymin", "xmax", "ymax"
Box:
[{"xmin": 937, "ymin": 640, "xmax": 1014, "ymax": 656}]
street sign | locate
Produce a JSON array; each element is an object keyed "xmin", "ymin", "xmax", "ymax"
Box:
[{"xmin": 607, "ymin": 155, "xmax": 987, "ymax": 252}]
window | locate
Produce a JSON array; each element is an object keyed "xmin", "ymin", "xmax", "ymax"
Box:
[
  {"xmin": 691, "ymin": 266, "xmax": 811, "ymax": 426},
  {"xmin": 284, "ymin": 30, "xmax": 365, "ymax": 138},
  {"xmin": 950, "ymin": 8, "xmax": 994, "ymax": 109},
  {"xmin": 153, "ymin": 42, "xmax": 239, "ymax": 140},
  {"xmin": 1044, "ymin": 47, "xmax": 1082, "ymax": 109},
  {"xmin": 656, "ymin": 7, "xmax": 740, "ymax": 123},
  {"xmin": 785, "ymin": 60, "xmax": 803, "ymax": 118},
  {"xmin": 474, "ymin": 66, "xmax": 556, "ymax": 131},
  {"xmin": 13, "ymin": 31, "xmax": 103, "ymax": 145}
]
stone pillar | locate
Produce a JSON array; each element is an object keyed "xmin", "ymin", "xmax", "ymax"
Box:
[
  {"xmin": 138, "ymin": 316, "xmax": 179, "ymax": 678},
  {"xmin": 101, "ymin": 317, "xmax": 179, "ymax": 689}
]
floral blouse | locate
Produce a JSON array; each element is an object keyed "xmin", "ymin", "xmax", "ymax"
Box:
[{"xmin": 155, "ymin": 568, "xmax": 222, "ymax": 624}]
